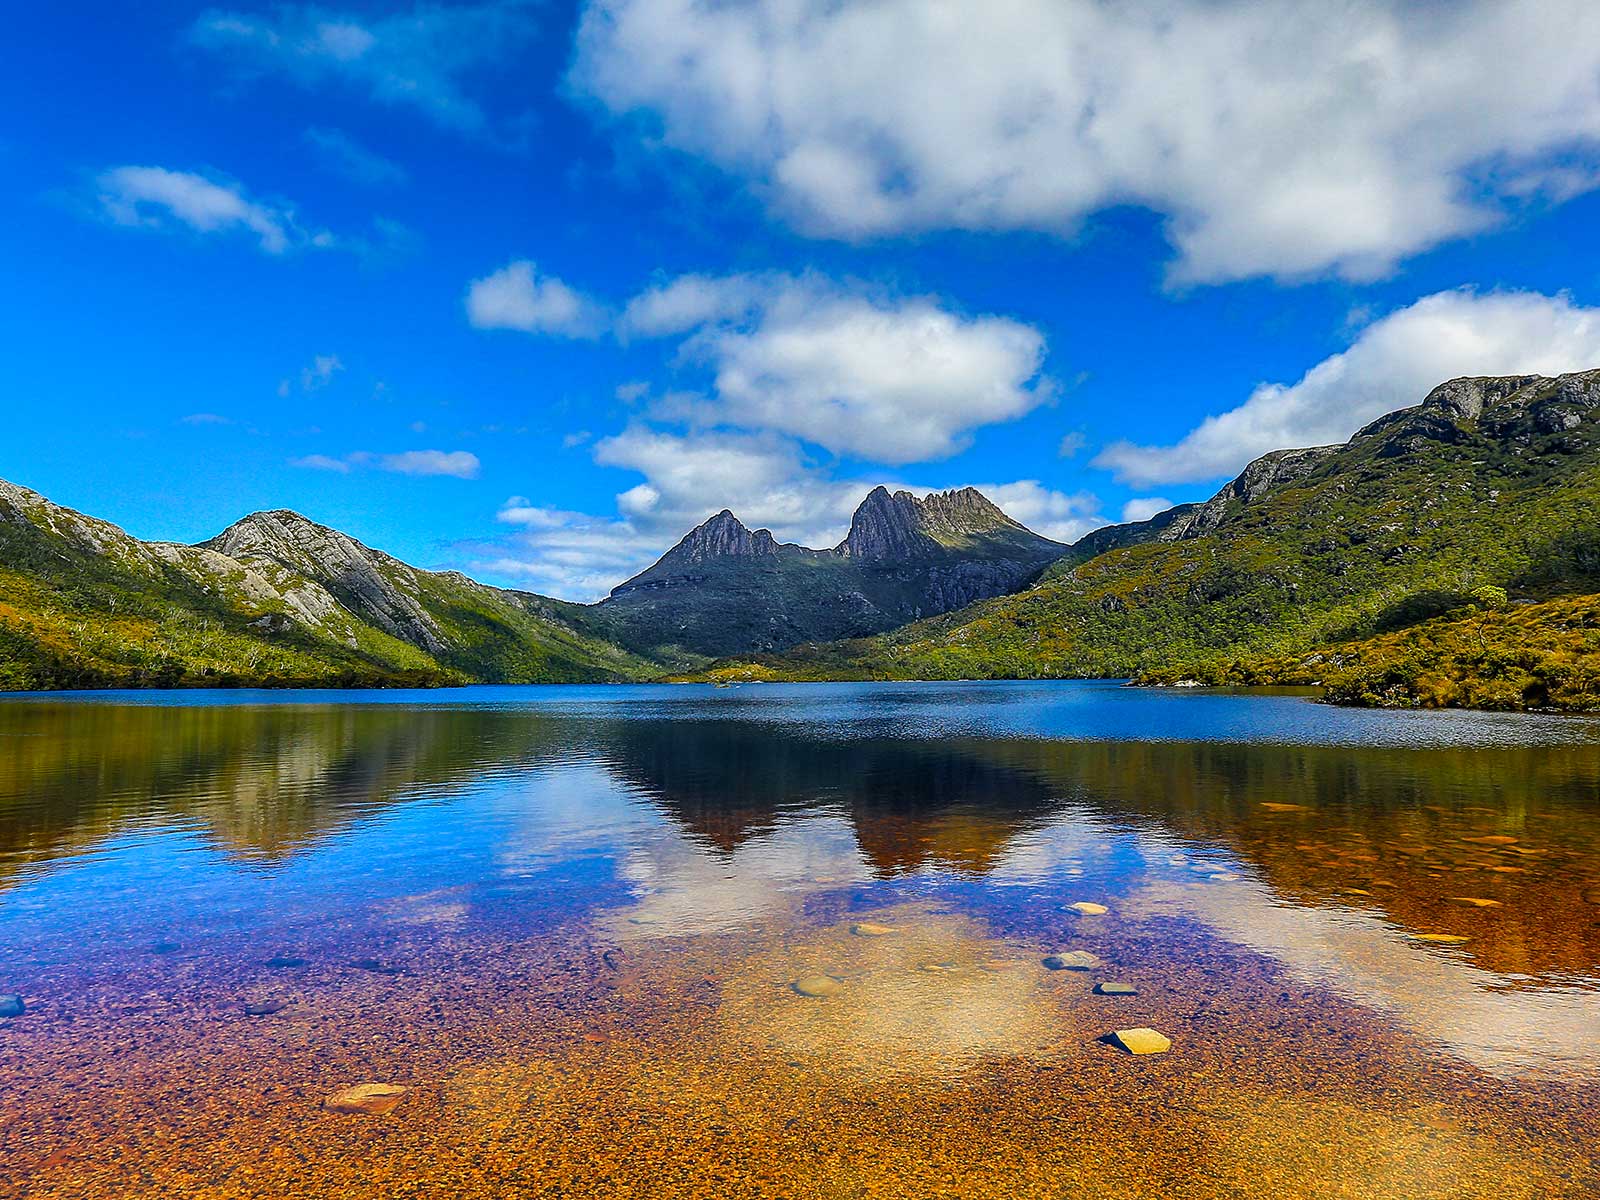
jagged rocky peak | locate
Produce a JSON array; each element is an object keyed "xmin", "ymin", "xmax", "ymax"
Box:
[
  {"xmin": 203, "ymin": 508, "xmax": 341, "ymax": 561},
  {"xmin": 671, "ymin": 510, "xmax": 783, "ymax": 564},
  {"xmin": 838, "ymin": 486, "xmax": 1026, "ymax": 561}
]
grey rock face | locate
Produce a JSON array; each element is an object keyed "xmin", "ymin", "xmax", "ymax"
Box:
[
  {"xmin": 1167, "ymin": 446, "xmax": 1340, "ymax": 540},
  {"xmin": 203, "ymin": 510, "xmax": 448, "ymax": 653}
]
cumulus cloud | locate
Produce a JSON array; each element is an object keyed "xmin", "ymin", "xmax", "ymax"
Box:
[
  {"xmin": 289, "ymin": 448, "xmax": 481, "ymax": 478},
  {"xmin": 572, "ymin": 0, "xmax": 1600, "ymax": 282},
  {"xmin": 616, "ymin": 274, "xmax": 1054, "ymax": 462},
  {"xmin": 1095, "ymin": 289, "xmax": 1600, "ymax": 487},
  {"xmin": 1120, "ymin": 497, "xmax": 1174, "ymax": 524},
  {"xmin": 976, "ymin": 481, "xmax": 1102, "ymax": 545},
  {"xmin": 190, "ymin": 2, "xmax": 538, "ymax": 137},
  {"xmin": 304, "ymin": 127, "xmax": 407, "ymax": 187},
  {"xmin": 466, "ymin": 260, "xmax": 607, "ymax": 338},
  {"xmin": 95, "ymin": 166, "xmax": 328, "ymax": 254}
]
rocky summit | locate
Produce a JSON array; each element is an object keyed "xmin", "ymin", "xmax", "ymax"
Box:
[{"xmin": 592, "ymin": 485, "xmax": 1068, "ymax": 658}]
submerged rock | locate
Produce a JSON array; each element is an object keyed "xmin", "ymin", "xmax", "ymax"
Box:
[
  {"xmin": 791, "ymin": 976, "xmax": 844, "ymax": 998},
  {"xmin": 351, "ymin": 959, "xmax": 403, "ymax": 976},
  {"xmin": 1043, "ymin": 951, "xmax": 1103, "ymax": 971},
  {"xmin": 850, "ymin": 922, "xmax": 898, "ymax": 937},
  {"xmin": 1107, "ymin": 1027, "xmax": 1171, "ymax": 1056},
  {"xmin": 0, "ymin": 996, "xmax": 23, "ymax": 1018},
  {"xmin": 324, "ymin": 1083, "xmax": 409, "ymax": 1115}
]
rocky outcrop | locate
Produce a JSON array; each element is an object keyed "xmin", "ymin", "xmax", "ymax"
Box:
[
  {"xmin": 838, "ymin": 486, "xmax": 1026, "ymax": 560},
  {"xmin": 1166, "ymin": 446, "xmax": 1340, "ymax": 540},
  {"xmin": 204, "ymin": 510, "xmax": 449, "ymax": 653}
]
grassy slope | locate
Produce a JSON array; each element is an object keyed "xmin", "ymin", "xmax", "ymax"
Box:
[
  {"xmin": 685, "ymin": 374, "xmax": 1600, "ymax": 702},
  {"xmin": 0, "ymin": 494, "xmax": 667, "ymax": 691},
  {"xmin": 1143, "ymin": 592, "xmax": 1600, "ymax": 711}
]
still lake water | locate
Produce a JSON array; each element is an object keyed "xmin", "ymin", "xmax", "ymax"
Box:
[{"xmin": 1, "ymin": 680, "xmax": 1599, "ymax": 1198}]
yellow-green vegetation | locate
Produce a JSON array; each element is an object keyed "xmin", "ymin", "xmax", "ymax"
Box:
[
  {"xmin": 1142, "ymin": 592, "xmax": 1600, "ymax": 711},
  {"xmin": 683, "ymin": 372, "xmax": 1600, "ymax": 710},
  {"xmin": 0, "ymin": 482, "xmax": 668, "ymax": 691}
]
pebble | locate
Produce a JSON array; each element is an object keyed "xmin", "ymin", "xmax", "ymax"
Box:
[
  {"xmin": 351, "ymin": 959, "xmax": 403, "ymax": 976},
  {"xmin": 1448, "ymin": 897, "xmax": 1502, "ymax": 908},
  {"xmin": 324, "ymin": 1083, "xmax": 409, "ymax": 1115},
  {"xmin": 0, "ymin": 996, "xmax": 24, "ymax": 1018},
  {"xmin": 1094, "ymin": 982, "xmax": 1138, "ymax": 996},
  {"xmin": 1064, "ymin": 902, "xmax": 1109, "ymax": 916},
  {"xmin": 1107, "ymin": 1027, "xmax": 1171, "ymax": 1056},
  {"xmin": 850, "ymin": 922, "xmax": 898, "ymax": 937},
  {"xmin": 1043, "ymin": 951, "xmax": 1103, "ymax": 971},
  {"xmin": 791, "ymin": 976, "xmax": 844, "ymax": 998}
]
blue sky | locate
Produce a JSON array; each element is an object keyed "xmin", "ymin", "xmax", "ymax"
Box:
[{"xmin": 5, "ymin": 1, "xmax": 1600, "ymax": 599}]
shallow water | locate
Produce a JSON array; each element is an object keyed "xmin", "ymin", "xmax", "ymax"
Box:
[{"xmin": 1, "ymin": 681, "xmax": 1598, "ymax": 1198}]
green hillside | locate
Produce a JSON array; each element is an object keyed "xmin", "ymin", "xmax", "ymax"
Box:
[
  {"xmin": 688, "ymin": 371, "xmax": 1600, "ymax": 701},
  {"xmin": 0, "ymin": 481, "xmax": 665, "ymax": 691}
]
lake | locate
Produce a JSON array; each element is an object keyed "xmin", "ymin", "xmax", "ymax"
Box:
[{"xmin": 1, "ymin": 681, "xmax": 1598, "ymax": 1198}]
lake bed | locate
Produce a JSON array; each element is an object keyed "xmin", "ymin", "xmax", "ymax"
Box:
[{"xmin": 2, "ymin": 681, "xmax": 1598, "ymax": 1198}]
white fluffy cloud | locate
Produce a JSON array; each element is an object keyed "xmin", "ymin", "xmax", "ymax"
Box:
[
  {"xmin": 1096, "ymin": 289, "xmax": 1600, "ymax": 487},
  {"xmin": 617, "ymin": 274, "xmax": 1054, "ymax": 462},
  {"xmin": 466, "ymin": 260, "xmax": 607, "ymax": 338},
  {"xmin": 96, "ymin": 166, "xmax": 328, "ymax": 254},
  {"xmin": 977, "ymin": 481, "xmax": 1102, "ymax": 545},
  {"xmin": 573, "ymin": 0, "xmax": 1600, "ymax": 282},
  {"xmin": 290, "ymin": 449, "xmax": 481, "ymax": 479},
  {"xmin": 190, "ymin": 3, "xmax": 538, "ymax": 136},
  {"xmin": 1120, "ymin": 497, "xmax": 1174, "ymax": 525}
]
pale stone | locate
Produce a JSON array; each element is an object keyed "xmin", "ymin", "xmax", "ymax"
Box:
[
  {"xmin": 1043, "ymin": 951, "xmax": 1103, "ymax": 971},
  {"xmin": 325, "ymin": 1083, "xmax": 408, "ymax": 1115},
  {"xmin": 1108, "ymin": 1028, "xmax": 1170, "ymax": 1055},
  {"xmin": 791, "ymin": 976, "xmax": 843, "ymax": 997}
]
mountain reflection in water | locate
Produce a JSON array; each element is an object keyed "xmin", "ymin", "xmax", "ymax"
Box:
[{"xmin": 1, "ymin": 683, "xmax": 1598, "ymax": 1199}]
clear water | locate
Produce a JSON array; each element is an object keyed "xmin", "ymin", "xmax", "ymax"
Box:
[{"xmin": 2, "ymin": 682, "xmax": 1598, "ymax": 1198}]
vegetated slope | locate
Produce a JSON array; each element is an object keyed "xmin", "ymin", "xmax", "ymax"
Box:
[
  {"xmin": 590, "ymin": 486, "xmax": 1068, "ymax": 657},
  {"xmin": 691, "ymin": 371, "xmax": 1600, "ymax": 687},
  {"xmin": 0, "ymin": 481, "xmax": 661, "ymax": 690},
  {"xmin": 1152, "ymin": 591, "xmax": 1600, "ymax": 711}
]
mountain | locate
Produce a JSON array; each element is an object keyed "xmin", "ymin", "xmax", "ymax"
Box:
[
  {"xmin": 693, "ymin": 370, "xmax": 1600, "ymax": 698},
  {"xmin": 0, "ymin": 481, "xmax": 662, "ymax": 690},
  {"xmin": 589, "ymin": 486, "xmax": 1068, "ymax": 657}
]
